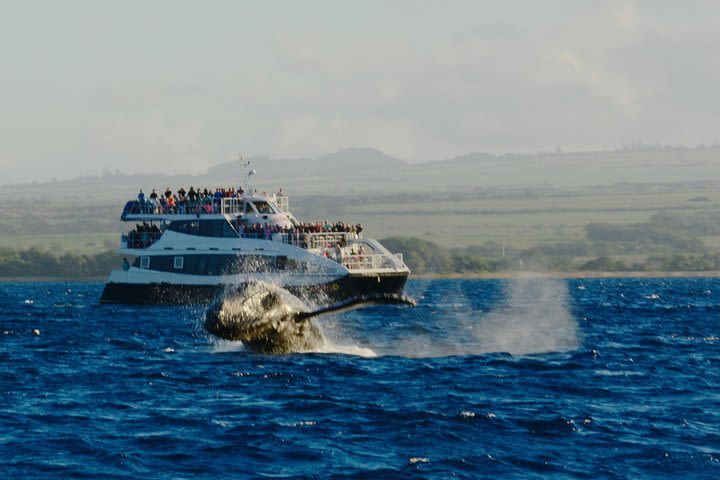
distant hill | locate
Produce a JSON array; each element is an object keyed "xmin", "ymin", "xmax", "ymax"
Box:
[
  {"xmin": 3, "ymin": 145, "xmax": 720, "ymax": 199},
  {"xmin": 206, "ymin": 147, "xmax": 406, "ymax": 179}
]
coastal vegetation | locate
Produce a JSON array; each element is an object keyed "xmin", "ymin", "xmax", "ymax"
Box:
[
  {"xmin": 0, "ymin": 248, "xmax": 121, "ymax": 279},
  {"xmin": 2, "ymin": 234, "xmax": 720, "ymax": 280}
]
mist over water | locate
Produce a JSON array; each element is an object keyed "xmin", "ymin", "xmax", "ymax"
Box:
[
  {"xmin": 474, "ymin": 277, "xmax": 578, "ymax": 355},
  {"xmin": 327, "ymin": 276, "xmax": 580, "ymax": 358},
  {"xmin": 228, "ymin": 276, "xmax": 579, "ymax": 358}
]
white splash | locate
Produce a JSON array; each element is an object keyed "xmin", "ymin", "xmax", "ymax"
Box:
[
  {"xmin": 474, "ymin": 277, "xmax": 578, "ymax": 355},
  {"xmin": 391, "ymin": 276, "xmax": 579, "ymax": 357},
  {"xmin": 310, "ymin": 341, "xmax": 378, "ymax": 357},
  {"xmin": 211, "ymin": 339, "xmax": 247, "ymax": 353}
]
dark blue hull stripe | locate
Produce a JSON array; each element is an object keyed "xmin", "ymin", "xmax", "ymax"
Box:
[{"xmin": 99, "ymin": 273, "xmax": 408, "ymax": 305}]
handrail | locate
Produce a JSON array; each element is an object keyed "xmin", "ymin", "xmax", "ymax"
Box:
[
  {"xmin": 341, "ymin": 253, "xmax": 401, "ymax": 270},
  {"xmin": 271, "ymin": 231, "xmax": 352, "ymax": 249}
]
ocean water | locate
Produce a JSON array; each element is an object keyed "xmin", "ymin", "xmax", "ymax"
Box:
[{"xmin": 1, "ymin": 277, "xmax": 719, "ymax": 479}]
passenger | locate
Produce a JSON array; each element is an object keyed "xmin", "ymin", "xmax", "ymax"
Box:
[
  {"xmin": 149, "ymin": 189, "xmax": 158, "ymax": 213},
  {"xmin": 122, "ymin": 257, "xmax": 130, "ymax": 271},
  {"xmin": 141, "ymin": 223, "xmax": 150, "ymax": 247},
  {"xmin": 167, "ymin": 195, "xmax": 176, "ymax": 214},
  {"xmin": 188, "ymin": 187, "xmax": 197, "ymax": 213},
  {"xmin": 335, "ymin": 243, "xmax": 342, "ymax": 261},
  {"xmin": 164, "ymin": 187, "xmax": 172, "ymax": 199},
  {"xmin": 211, "ymin": 188, "xmax": 221, "ymax": 213},
  {"xmin": 177, "ymin": 194, "xmax": 186, "ymax": 214},
  {"xmin": 137, "ymin": 189, "xmax": 145, "ymax": 213}
]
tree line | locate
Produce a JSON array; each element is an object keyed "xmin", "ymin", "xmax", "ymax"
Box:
[
  {"xmin": 0, "ymin": 248, "xmax": 121, "ymax": 278},
  {"xmin": 0, "ymin": 219, "xmax": 720, "ymax": 279}
]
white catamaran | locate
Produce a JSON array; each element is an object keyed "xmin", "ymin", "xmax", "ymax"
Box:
[{"xmin": 100, "ymin": 157, "xmax": 409, "ymax": 305}]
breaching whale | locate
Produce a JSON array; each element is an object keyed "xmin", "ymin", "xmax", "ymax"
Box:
[{"xmin": 204, "ymin": 281, "xmax": 415, "ymax": 354}]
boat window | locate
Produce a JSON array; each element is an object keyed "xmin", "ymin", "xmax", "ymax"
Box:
[
  {"xmin": 222, "ymin": 222, "xmax": 238, "ymax": 237},
  {"xmin": 168, "ymin": 219, "xmax": 237, "ymax": 238},
  {"xmin": 199, "ymin": 220, "xmax": 223, "ymax": 237},
  {"xmin": 244, "ymin": 202, "xmax": 254, "ymax": 214},
  {"xmin": 168, "ymin": 221, "xmax": 199, "ymax": 234},
  {"xmin": 207, "ymin": 256, "xmax": 220, "ymax": 275},
  {"xmin": 130, "ymin": 253, "xmax": 308, "ymax": 275},
  {"xmin": 252, "ymin": 201, "xmax": 276, "ymax": 214},
  {"xmin": 195, "ymin": 256, "xmax": 208, "ymax": 275}
]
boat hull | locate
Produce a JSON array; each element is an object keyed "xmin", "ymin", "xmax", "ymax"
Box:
[{"xmin": 99, "ymin": 272, "xmax": 408, "ymax": 306}]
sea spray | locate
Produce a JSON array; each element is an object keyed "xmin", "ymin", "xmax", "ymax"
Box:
[
  {"xmin": 474, "ymin": 276, "xmax": 578, "ymax": 355},
  {"xmin": 389, "ymin": 277, "xmax": 578, "ymax": 357}
]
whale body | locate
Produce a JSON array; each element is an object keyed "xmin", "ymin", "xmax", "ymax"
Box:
[{"xmin": 204, "ymin": 281, "xmax": 415, "ymax": 354}]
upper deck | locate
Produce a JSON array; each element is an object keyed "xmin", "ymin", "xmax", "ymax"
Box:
[{"xmin": 122, "ymin": 192, "xmax": 290, "ymax": 221}]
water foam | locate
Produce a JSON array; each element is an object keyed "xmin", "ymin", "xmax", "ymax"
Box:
[{"xmin": 310, "ymin": 341, "xmax": 378, "ymax": 358}]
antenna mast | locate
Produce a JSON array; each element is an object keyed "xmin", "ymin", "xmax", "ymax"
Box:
[{"xmin": 239, "ymin": 153, "xmax": 256, "ymax": 193}]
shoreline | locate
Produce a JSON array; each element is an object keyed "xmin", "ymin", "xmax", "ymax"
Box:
[
  {"xmin": 1, "ymin": 271, "xmax": 719, "ymax": 283},
  {"xmin": 413, "ymin": 271, "xmax": 720, "ymax": 279}
]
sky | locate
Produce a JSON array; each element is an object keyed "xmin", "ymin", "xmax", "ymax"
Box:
[{"xmin": 1, "ymin": 0, "xmax": 719, "ymax": 184}]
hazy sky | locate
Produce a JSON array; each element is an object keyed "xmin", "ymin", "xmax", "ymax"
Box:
[{"xmin": 1, "ymin": 0, "xmax": 718, "ymax": 183}]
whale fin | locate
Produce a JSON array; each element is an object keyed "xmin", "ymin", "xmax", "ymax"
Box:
[{"xmin": 292, "ymin": 293, "xmax": 416, "ymax": 323}]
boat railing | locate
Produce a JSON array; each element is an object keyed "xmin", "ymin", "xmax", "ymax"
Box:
[
  {"xmin": 220, "ymin": 198, "xmax": 244, "ymax": 214},
  {"xmin": 272, "ymin": 231, "xmax": 351, "ymax": 249},
  {"xmin": 271, "ymin": 232, "xmax": 401, "ymax": 270},
  {"xmin": 273, "ymin": 194, "xmax": 289, "ymax": 212},
  {"xmin": 341, "ymin": 253, "xmax": 384, "ymax": 270},
  {"xmin": 124, "ymin": 195, "xmax": 287, "ymax": 217}
]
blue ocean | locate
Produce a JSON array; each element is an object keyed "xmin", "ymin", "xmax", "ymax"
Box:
[{"xmin": 1, "ymin": 278, "xmax": 719, "ymax": 479}]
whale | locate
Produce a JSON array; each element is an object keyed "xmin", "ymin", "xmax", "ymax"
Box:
[{"xmin": 204, "ymin": 281, "xmax": 415, "ymax": 354}]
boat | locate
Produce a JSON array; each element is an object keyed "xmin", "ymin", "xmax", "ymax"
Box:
[{"xmin": 100, "ymin": 158, "xmax": 410, "ymax": 305}]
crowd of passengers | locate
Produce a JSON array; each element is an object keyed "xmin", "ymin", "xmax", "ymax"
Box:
[
  {"xmin": 239, "ymin": 221, "xmax": 363, "ymax": 244},
  {"xmin": 125, "ymin": 218, "xmax": 365, "ymax": 250},
  {"xmin": 136, "ymin": 186, "xmax": 284, "ymax": 214},
  {"xmin": 240, "ymin": 222, "xmax": 367, "ymax": 261},
  {"xmin": 127, "ymin": 222, "xmax": 161, "ymax": 248}
]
